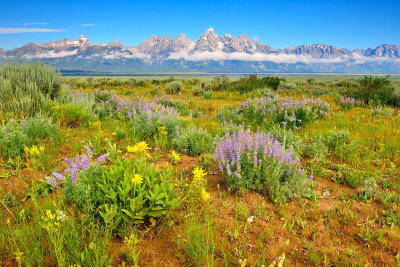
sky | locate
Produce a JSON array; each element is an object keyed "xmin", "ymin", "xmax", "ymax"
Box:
[{"xmin": 1, "ymin": 0, "xmax": 399, "ymax": 50}]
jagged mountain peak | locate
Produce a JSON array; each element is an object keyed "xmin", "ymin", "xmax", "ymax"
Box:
[
  {"xmin": 107, "ymin": 40, "xmax": 123, "ymax": 47},
  {"xmin": 76, "ymin": 35, "xmax": 89, "ymax": 42},
  {"xmin": 238, "ymin": 33, "xmax": 248, "ymax": 39},
  {"xmin": 205, "ymin": 27, "xmax": 215, "ymax": 33},
  {"xmin": 175, "ymin": 33, "xmax": 189, "ymax": 41},
  {"xmin": 200, "ymin": 27, "xmax": 218, "ymax": 39}
]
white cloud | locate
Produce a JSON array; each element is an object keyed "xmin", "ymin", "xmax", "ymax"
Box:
[
  {"xmin": 351, "ymin": 53, "xmax": 400, "ymax": 64},
  {"xmin": 14, "ymin": 22, "xmax": 49, "ymax": 25},
  {"xmin": 81, "ymin": 51, "xmax": 152, "ymax": 62},
  {"xmin": 29, "ymin": 50, "xmax": 78, "ymax": 58},
  {"xmin": 167, "ymin": 50, "xmax": 400, "ymax": 64},
  {"xmin": 167, "ymin": 50, "xmax": 350, "ymax": 64},
  {"xmin": 81, "ymin": 24, "xmax": 97, "ymax": 27},
  {"xmin": 0, "ymin": 27, "xmax": 64, "ymax": 34}
]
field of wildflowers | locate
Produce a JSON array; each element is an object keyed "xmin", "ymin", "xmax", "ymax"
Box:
[{"xmin": 1, "ymin": 62, "xmax": 400, "ymax": 266}]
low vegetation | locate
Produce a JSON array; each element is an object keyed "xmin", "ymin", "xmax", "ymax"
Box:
[{"xmin": 1, "ymin": 62, "xmax": 400, "ymax": 266}]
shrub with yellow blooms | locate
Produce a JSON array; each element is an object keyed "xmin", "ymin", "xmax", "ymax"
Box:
[
  {"xmin": 126, "ymin": 141, "xmax": 152, "ymax": 158},
  {"xmin": 187, "ymin": 166, "xmax": 210, "ymax": 203},
  {"xmin": 170, "ymin": 150, "xmax": 180, "ymax": 165}
]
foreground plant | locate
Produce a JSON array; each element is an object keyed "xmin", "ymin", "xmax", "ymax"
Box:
[
  {"xmin": 170, "ymin": 150, "xmax": 180, "ymax": 164},
  {"xmin": 214, "ymin": 128, "xmax": 308, "ymax": 202}
]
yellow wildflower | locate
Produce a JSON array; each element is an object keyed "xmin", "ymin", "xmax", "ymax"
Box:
[
  {"xmin": 158, "ymin": 126, "xmax": 167, "ymax": 136},
  {"xmin": 134, "ymin": 141, "xmax": 149, "ymax": 153},
  {"xmin": 19, "ymin": 209, "xmax": 25, "ymax": 217},
  {"xmin": 201, "ymin": 189, "xmax": 210, "ymax": 201},
  {"xmin": 131, "ymin": 173, "xmax": 143, "ymax": 185},
  {"xmin": 39, "ymin": 146, "xmax": 45, "ymax": 152},
  {"xmin": 193, "ymin": 167, "xmax": 207, "ymax": 180},
  {"xmin": 171, "ymin": 150, "xmax": 180, "ymax": 162},
  {"xmin": 124, "ymin": 233, "xmax": 138, "ymax": 246},
  {"xmin": 126, "ymin": 145, "xmax": 135, "ymax": 153},
  {"xmin": 129, "ymin": 141, "xmax": 152, "ymax": 158},
  {"xmin": 29, "ymin": 145, "xmax": 40, "ymax": 156}
]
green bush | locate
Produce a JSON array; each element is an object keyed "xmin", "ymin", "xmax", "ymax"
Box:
[
  {"xmin": 64, "ymin": 158, "xmax": 180, "ymax": 227},
  {"xmin": 214, "ymin": 128, "xmax": 308, "ymax": 203},
  {"xmin": 172, "ymin": 127, "xmax": 214, "ymax": 156},
  {"xmin": 215, "ymin": 106, "xmax": 241, "ymax": 125},
  {"xmin": 98, "ymin": 159, "xmax": 179, "ymax": 226},
  {"xmin": 0, "ymin": 61, "xmax": 61, "ymax": 117},
  {"xmin": 23, "ymin": 116, "xmax": 60, "ymax": 142},
  {"xmin": 322, "ymin": 130, "xmax": 350, "ymax": 150},
  {"xmin": 56, "ymin": 87, "xmax": 95, "ymax": 111},
  {"xmin": 370, "ymin": 106, "xmax": 394, "ymax": 116},
  {"xmin": 191, "ymin": 86, "xmax": 203, "ymax": 96},
  {"xmin": 115, "ymin": 128, "xmax": 126, "ymax": 140},
  {"xmin": 53, "ymin": 104, "xmax": 93, "ymax": 127},
  {"xmin": 280, "ymin": 81, "xmax": 296, "ymax": 90},
  {"xmin": 304, "ymin": 136, "xmax": 328, "ymax": 162},
  {"xmin": 63, "ymin": 164, "xmax": 103, "ymax": 213},
  {"xmin": 0, "ymin": 116, "xmax": 59, "ymax": 158},
  {"xmin": 268, "ymin": 125, "xmax": 305, "ymax": 158},
  {"xmin": 155, "ymin": 96, "xmax": 190, "ymax": 115},
  {"xmin": 332, "ymin": 168, "xmax": 374, "ymax": 189},
  {"xmin": 0, "ymin": 121, "xmax": 28, "ymax": 158},
  {"xmin": 345, "ymin": 76, "xmax": 396, "ymax": 106},
  {"xmin": 249, "ymin": 88, "xmax": 277, "ymax": 98},
  {"xmin": 0, "ymin": 61, "xmax": 61, "ymax": 98},
  {"xmin": 165, "ymin": 81, "xmax": 183, "ymax": 95},
  {"xmin": 130, "ymin": 113, "xmax": 184, "ymax": 141},
  {"xmin": 201, "ymin": 90, "xmax": 213, "ymax": 99}
]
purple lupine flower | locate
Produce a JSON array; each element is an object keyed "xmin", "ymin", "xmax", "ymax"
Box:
[
  {"xmin": 97, "ymin": 153, "xmax": 108, "ymax": 163},
  {"xmin": 309, "ymin": 173, "xmax": 314, "ymax": 181},
  {"xmin": 46, "ymin": 176, "xmax": 59, "ymax": 187},
  {"xmin": 79, "ymin": 155, "xmax": 90, "ymax": 169},
  {"xmin": 52, "ymin": 172, "xmax": 64, "ymax": 180},
  {"xmin": 85, "ymin": 145, "xmax": 93, "ymax": 158},
  {"xmin": 65, "ymin": 158, "xmax": 72, "ymax": 168}
]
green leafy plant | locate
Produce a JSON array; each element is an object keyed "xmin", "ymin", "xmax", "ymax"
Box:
[
  {"xmin": 172, "ymin": 126, "xmax": 214, "ymax": 156},
  {"xmin": 52, "ymin": 104, "xmax": 93, "ymax": 127},
  {"xmin": 96, "ymin": 158, "xmax": 180, "ymax": 227},
  {"xmin": 0, "ymin": 116, "xmax": 59, "ymax": 159}
]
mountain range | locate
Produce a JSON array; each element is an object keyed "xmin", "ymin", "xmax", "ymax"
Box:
[{"xmin": 1, "ymin": 27, "xmax": 400, "ymax": 74}]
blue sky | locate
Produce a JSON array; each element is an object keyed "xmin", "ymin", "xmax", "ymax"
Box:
[{"xmin": 1, "ymin": 0, "xmax": 399, "ymax": 50}]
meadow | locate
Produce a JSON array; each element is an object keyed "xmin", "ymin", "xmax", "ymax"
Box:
[{"xmin": 1, "ymin": 61, "xmax": 400, "ymax": 266}]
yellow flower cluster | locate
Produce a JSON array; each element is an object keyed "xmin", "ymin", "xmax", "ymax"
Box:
[
  {"xmin": 24, "ymin": 145, "xmax": 44, "ymax": 157},
  {"xmin": 171, "ymin": 150, "xmax": 180, "ymax": 163},
  {"xmin": 201, "ymin": 188, "xmax": 210, "ymax": 201},
  {"xmin": 41, "ymin": 210, "xmax": 60, "ymax": 233},
  {"xmin": 192, "ymin": 166, "xmax": 207, "ymax": 181},
  {"xmin": 124, "ymin": 233, "xmax": 139, "ymax": 246},
  {"xmin": 191, "ymin": 167, "xmax": 210, "ymax": 201},
  {"xmin": 158, "ymin": 126, "xmax": 167, "ymax": 136},
  {"xmin": 127, "ymin": 141, "xmax": 151, "ymax": 158}
]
